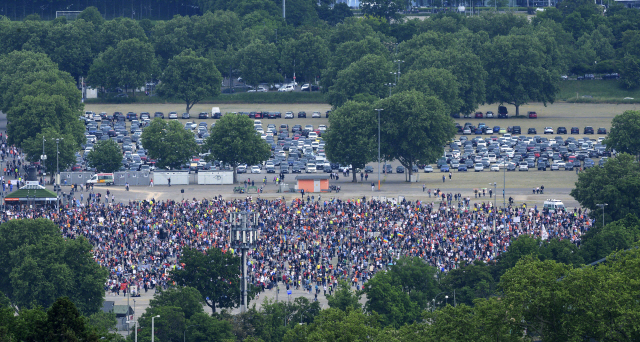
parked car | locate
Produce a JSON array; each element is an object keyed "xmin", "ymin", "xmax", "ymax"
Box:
[
  {"xmin": 440, "ymin": 165, "xmax": 450, "ymax": 172},
  {"xmin": 544, "ymin": 127, "xmax": 554, "ymax": 134},
  {"xmin": 364, "ymin": 165, "xmax": 374, "ymax": 173},
  {"xmin": 182, "ymin": 112, "xmax": 190, "ymax": 119},
  {"xmin": 498, "ymin": 106, "xmax": 508, "ymax": 118},
  {"xmin": 458, "ymin": 165, "xmax": 467, "ymax": 172},
  {"xmin": 557, "ymin": 127, "xmax": 567, "ymax": 134},
  {"xmin": 528, "ymin": 111, "xmax": 537, "ymax": 119},
  {"xmin": 486, "ymin": 111, "xmax": 494, "ymax": 118},
  {"xmin": 198, "ymin": 112, "xmax": 208, "ymax": 119},
  {"xmin": 584, "ymin": 126, "xmax": 594, "ymax": 134},
  {"xmin": 528, "ymin": 128, "xmax": 537, "ymax": 134},
  {"xmin": 285, "ymin": 112, "xmax": 294, "ymax": 119},
  {"xmin": 474, "ymin": 111, "xmax": 483, "ymax": 118},
  {"xmin": 474, "ymin": 163, "xmax": 484, "ymax": 172},
  {"xmin": 571, "ymin": 127, "xmax": 580, "ymax": 134},
  {"xmin": 597, "ymin": 127, "xmax": 607, "ymax": 134},
  {"xmin": 396, "ymin": 166, "xmax": 405, "ymax": 173},
  {"xmin": 168, "ymin": 112, "xmax": 178, "ymax": 119},
  {"xmin": 424, "ymin": 165, "xmax": 434, "ymax": 173},
  {"xmin": 297, "ymin": 111, "xmax": 307, "ymax": 118}
]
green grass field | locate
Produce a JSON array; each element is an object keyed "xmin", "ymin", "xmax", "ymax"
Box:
[{"xmin": 557, "ymin": 79, "xmax": 640, "ymax": 103}]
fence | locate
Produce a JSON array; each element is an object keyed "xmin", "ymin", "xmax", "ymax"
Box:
[
  {"xmin": 59, "ymin": 171, "xmax": 234, "ymax": 186},
  {"xmin": 114, "ymin": 171, "xmax": 151, "ymax": 186},
  {"xmin": 197, "ymin": 171, "xmax": 234, "ymax": 185},
  {"xmin": 59, "ymin": 172, "xmax": 93, "ymax": 187}
]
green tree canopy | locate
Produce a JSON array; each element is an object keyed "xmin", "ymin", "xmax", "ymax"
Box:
[
  {"xmin": 281, "ymin": 32, "xmax": 329, "ymax": 83},
  {"xmin": 326, "ymin": 280, "xmax": 362, "ymax": 311},
  {"xmin": 149, "ymin": 286, "xmax": 204, "ymax": 320},
  {"xmin": 88, "ymin": 38, "xmax": 157, "ymax": 93},
  {"xmin": 22, "ymin": 128, "xmax": 80, "ymax": 178},
  {"xmin": 440, "ymin": 260, "xmax": 496, "ymax": 307},
  {"xmin": 202, "ymin": 114, "xmax": 271, "ymax": 183},
  {"xmin": 0, "ymin": 219, "xmax": 108, "ymax": 314},
  {"xmin": 156, "ymin": 49, "xmax": 222, "ymax": 113},
  {"xmin": 238, "ymin": 40, "xmax": 281, "ymax": 87},
  {"xmin": 484, "ymin": 34, "xmax": 560, "ymax": 116},
  {"xmin": 360, "ymin": 0, "xmax": 403, "ymax": 22},
  {"xmin": 570, "ymin": 153, "xmax": 640, "ymax": 222},
  {"xmin": 376, "ymin": 90, "xmax": 456, "ymax": 178},
  {"xmin": 324, "ymin": 101, "xmax": 376, "ymax": 182},
  {"xmin": 140, "ymin": 118, "xmax": 198, "ymax": 170},
  {"xmin": 362, "ymin": 270, "xmax": 420, "ymax": 328},
  {"xmin": 77, "ymin": 6, "xmax": 105, "ymax": 27},
  {"xmin": 578, "ymin": 214, "xmax": 640, "ymax": 264},
  {"xmin": 86, "ymin": 139, "xmax": 123, "ymax": 173},
  {"xmin": 327, "ymin": 54, "xmax": 392, "ymax": 107},
  {"xmin": 396, "ymin": 68, "xmax": 462, "ymax": 117},
  {"xmin": 170, "ymin": 247, "xmax": 251, "ymax": 313}
]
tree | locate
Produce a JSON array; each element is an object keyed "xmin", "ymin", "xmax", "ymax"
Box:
[
  {"xmin": 45, "ymin": 297, "xmax": 100, "ymax": 342},
  {"xmin": 360, "ymin": 0, "xmax": 403, "ymax": 22},
  {"xmin": 440, "ymin": 260, "xmax": 496, "ymax": 307},
  {"xmin": 22, "ymin": 128, "xmax": 80, "ymax": 180},
  {"xmin": 238, "ymin": 40, "xmax": 281, "ymax": 88},
  {"xmin": 387, "ymin": 256, "xmax": 439, "ymax": 309},
  {"xmin": 284, "ymin": 308, "xmax": 382, "ymax": 342},
  {"xmin": 202, "ymin": 114, "xmax": 271, "ymax": 183},
  {"xmin": 362, "ymin": 270, "xmax": 419, "ymax": 328},
  {"xmin": 280, "ymin": 33, "xmax": 329, "ymax": 83},
  {"xmin": 578, "ymin": 214, "xmax": 640, "ymax": 264},
  {"xmin": 88, "ymin": 38, "xmax": 157, "ymax": 94},
  {"xmin": 149, "ymin": 286, "xmax": 204, "ymax": 320},
  {"xmin": 326, "ymin": 280, "xmax": 362, "ymax": 311},
  {"xmin": 170, "ymin": 247, "xmax": 250, "ymax": 313},
  {"xmin": 87, "ymin": 140, "xmax": 123, "ymax": 173},
  {"xmin": 396, "ymin": 68, "xmax": 462, "ymax": 117},
  {"xmin": 140, "ymin": 118, "xmax": 198, "ymax": 170},
  {"xmin": 484, "ymin": 34, "xmax": 560, "ymax": 116},
  {"xmin": 156, "ymin": 49, "xmax": 222, "ymax": 114},
  {"xmin": 324, "ymin": 101, "xmax": 376, "ymax": 182},
  {"xmin": 327, "ymin": 54, "xmax": 392, "ymax": 108},
  {"xmin": 620, "ymin": 53, "xmax": 640, "ymax": 89},
  {"xmin": 97, "ymin": 17, "xmax": 147, "ymax": 51},
  {"xmin": 376, "ymin": 90, "xmax": 456, "ymax": 179},
  {"xmin": 44, "ymin": 19, "xmax": 97, "ymax": 80},
  {"xmin": 570, "ymin": 153, "xmax": 640, "ymax": 222},
  {"xmin": 186, "ymin": 312, "xmax": 235, "ymax": 342},
  {"xmin": 0, "ymin": 219, "xmax": 108, "ymax": 314},
  {"xmin": 499, "ymin": 257, "xmax": 573, "ymax": 341},
  {"xmin": 77, "ymin": 6, "xmax": 104, "ymax": 27}
]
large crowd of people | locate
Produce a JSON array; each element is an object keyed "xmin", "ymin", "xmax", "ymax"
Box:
[{"xmin": 0, "ymin": 188, "xmax": 594, "ymax": 299}]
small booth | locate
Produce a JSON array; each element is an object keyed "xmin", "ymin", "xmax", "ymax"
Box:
[
  {"xmin": 4, "ymin": 167, "xmax": 58, "ymax": 208},
  {"xmin": 295, "ymin": 174, "xmax": 330, "ymax": 193}
]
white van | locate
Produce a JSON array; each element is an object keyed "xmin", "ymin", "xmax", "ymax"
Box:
[
  {"xmin": 543, "ymin": 199, "xmax": 565, "ymax": 213},
  {"xmin": 86, "ymin": 173, "xmax": 114, "ymax": 186}
]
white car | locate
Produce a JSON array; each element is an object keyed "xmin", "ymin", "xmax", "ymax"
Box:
[
  {"xmin": 544, "ymin": 127, "xmax": 554, "ymax": 134},
  {"xmin": 490, "ymin": 164, "xmax": 500, "ymax": 172},
  {"xmin": 474, "ymin": 163, "xmax": 484, "ymax": 172},
  {"xmin": 285, "ymin": 112, "xmax": 294, "ymax": 119},
  {"xmin": 312, "ymin": 111, "xmax": 321, "ymax": 118},
  {"xmin": 251, "ymin": 166, "xmax": 261, "ymax": 174},
  {"xmin": 519, "ymin": 162, "xmax": 528, "ymax": 171},
  {"xmin": 318, "ymin": 125, "xmax": 327, "ymax": 133},
  {"xmin": 248, "ymin": 86, "xmax": 267, "ymax": 92},
  {"xmin": 168, "ymin": 112, "xmax": 178, "ymax": 119},
  {"xmin": 424, "ymin": 165, "xmax": 433, "ymax": 173},
  {"xmin": 278, "ymin": 84, "xmax": 295, "ymax": 92},
  {"xmin": 551, "ymin": 162, "xmax": 560, "ymax": 171},
  {"xmin": 301, "ymin": 84, "xmax": 310, "ymax": 91}
]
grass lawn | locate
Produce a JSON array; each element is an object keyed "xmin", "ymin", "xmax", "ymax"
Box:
[{"xmin": 557, "ymin": 79, "xmax": 640, "ymax": 103}]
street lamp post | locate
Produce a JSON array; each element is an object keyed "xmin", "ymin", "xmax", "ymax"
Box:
[
  {"xmin": 151, "ymin": 315, "xmax": 160, "ymax": 342},
  {"xmin": 374, "ymin": 109, "xmax": 384, "ymax": 191},
  {"xmin": 490, "ymin": 182, "xmax": 497, "ymax": 257},
  {"xmin": 503, "ymin": 159, "xmax": 506, "ymax": 208},
  {"xmin": 386, "ymin": 83, "xmax": 395, "ymax": 97},
  {"xmin": 184, "ymin": 324, "xmax": 201, "ymax": 342},
  {"xmin": 229, "ymin": 210, "xmax": 260, "ymax": 313},
  {"xmin": 394, "ymin": 60, "xmax": 404, "ymax": 84},
  {"xmin": 596, "ymin": 203, "xmax": 608, "ymax": 227}
]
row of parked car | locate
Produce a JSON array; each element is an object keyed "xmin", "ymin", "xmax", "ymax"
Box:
[
  {"xmin": 458, "ymin": 122, "xmax": 607, "ymax": 136},
  {"xmin": 418, "ymin": 132, "xmax": 611, "ymax": 173}
]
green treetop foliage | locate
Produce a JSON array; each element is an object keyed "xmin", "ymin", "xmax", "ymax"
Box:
[
  {"xmin": 362, "ymin": 269, "xmax": 420, "ymax": 328},
  {"xmin": 326, "ymin": 280, "xmax": 362, "ymax": 311},
  {"xmin": 578, "ymin": 213, "xmax": 640, "ymax": 264},
  {"xmin": 324, "ymin": 101, "xmax": 376, "ymax": 183},
  {"xmin": 376, "ymin": 90, "xmax": 456, "ymax": 178},
  {"xmin": 0, "ymin": 219, "xmax": 108, "ymax": 315},
  {"xmin": 396, "ymin": 68, "xmax": 462, "ymax": 117},
  {"xmin": 327, "ymin": 54, "xmax": 392, "ymax": 107},
  {"xmin": 86, "ymin": 139, "xmax": 124, "ymax": 173},
  {"xmin": 360, "ymin": 0, "xmax": 404, "ymax": 23},
  {"xmin": 22, "ymin": 128, "xmax": 81, "ymax": 177},
  {"xmin": 140, "ymin": 118, "xmax": 198, "ymax": 170},
  {"xmin": 77, "ymin": 6, "xmax": 105, "ymax": 27},
  {"xmin": 620, "ymin": 53, "xmax": 640, "ymax": 89},
  {"xmin": 156, "ymin": 49, "xmax": 222, "ymax": 113},
  {"xmin": 170, "ymin": 247, "xmax": 254, "ymax": 313},
  {"xmin": 97, "ymin": 17, "xmax": 147, "ymax": 51},
  {"xmin": 88, "ymin": 38, "xmax": 157, "ymax": 93},
  {"xmin": 238, "ymin": 39, "xmax": 281, "ymax": 87},
  {"xmin": 149, "ymin": 286, "xmax": 204, "ymax": 320},
  {"xmin": 484, "ymin": 33, "xmax": 560, "ymax": 116},
  {"xmin": 571, "ymin": 153, "xmax": 640, "ymax": 222},
  {"xmin": 604, "ymin": 110, "xmax": 640, "ymax": 158},
  {"xmin": 280, "ymin": 32, "xmax": 329, "ymax": 83},
  {"xmin": 440, "ymin": 260, "xmax": 496, "ymax": 307},
  {"xmin": 202, "ymin": 114, "xmax": 271, "ymax": 183},
  {"xmin": 284, "ymin": 307, "xmax": 382, "ymax": 342}
]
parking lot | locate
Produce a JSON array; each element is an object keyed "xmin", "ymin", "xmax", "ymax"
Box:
[{"xmin": 80, "ymin": 102, "xmax": 638, "ymax": 208}]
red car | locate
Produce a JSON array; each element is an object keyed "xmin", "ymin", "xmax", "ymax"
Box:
[
  {"xmin": 474, "ymin": 111, "xmax": 483, "ymax": 118},
  {"xmin": 528, "ymin": 111, "xmax": 537, "ymax": 119}
]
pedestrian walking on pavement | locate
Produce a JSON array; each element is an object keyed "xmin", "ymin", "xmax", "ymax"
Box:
[{"xmin": 442, "ymin": 175, "xmax": 445, "ymax": 183}]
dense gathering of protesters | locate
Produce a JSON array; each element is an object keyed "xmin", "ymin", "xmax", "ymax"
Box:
[{"xmin": 0, "ymin": 187, "xmax": 594, "ymax": 299}]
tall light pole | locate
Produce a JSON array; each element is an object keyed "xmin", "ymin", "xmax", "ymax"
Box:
[
  {"xmin": 56, "ymin": 138, "xmax": 60, "ymax": 185},
  {"xmin": 503, "ymin": 158, "xmax": 506, "ymax": 208},
  {"xmin": 596, "ymin": 203, "xmax": 608, "ymax": 227},
  {"xmin": 152, "ymin": 315, "xmax": 160, "ymax": 342},
  {"xmin": 230, "ymin": 211, "xmax": 259, "ymax": 313},
  {"xmin": 490, "ymin": 182, "xmax": 497, "ymax": 257},
  {"xmin": 386, "ymin": 83, "xmax": 395, "ymax": 97},
  {"xmin": 374, "ymin": 109, "xmax": 384, "ymax": 191},
  {"xmin": 394, "ymin": 60, "xmax": 404, "ymax": 84},
  {"xmin": 41, "ymin": 136, "xmax": 46, "ymax": 183}
]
